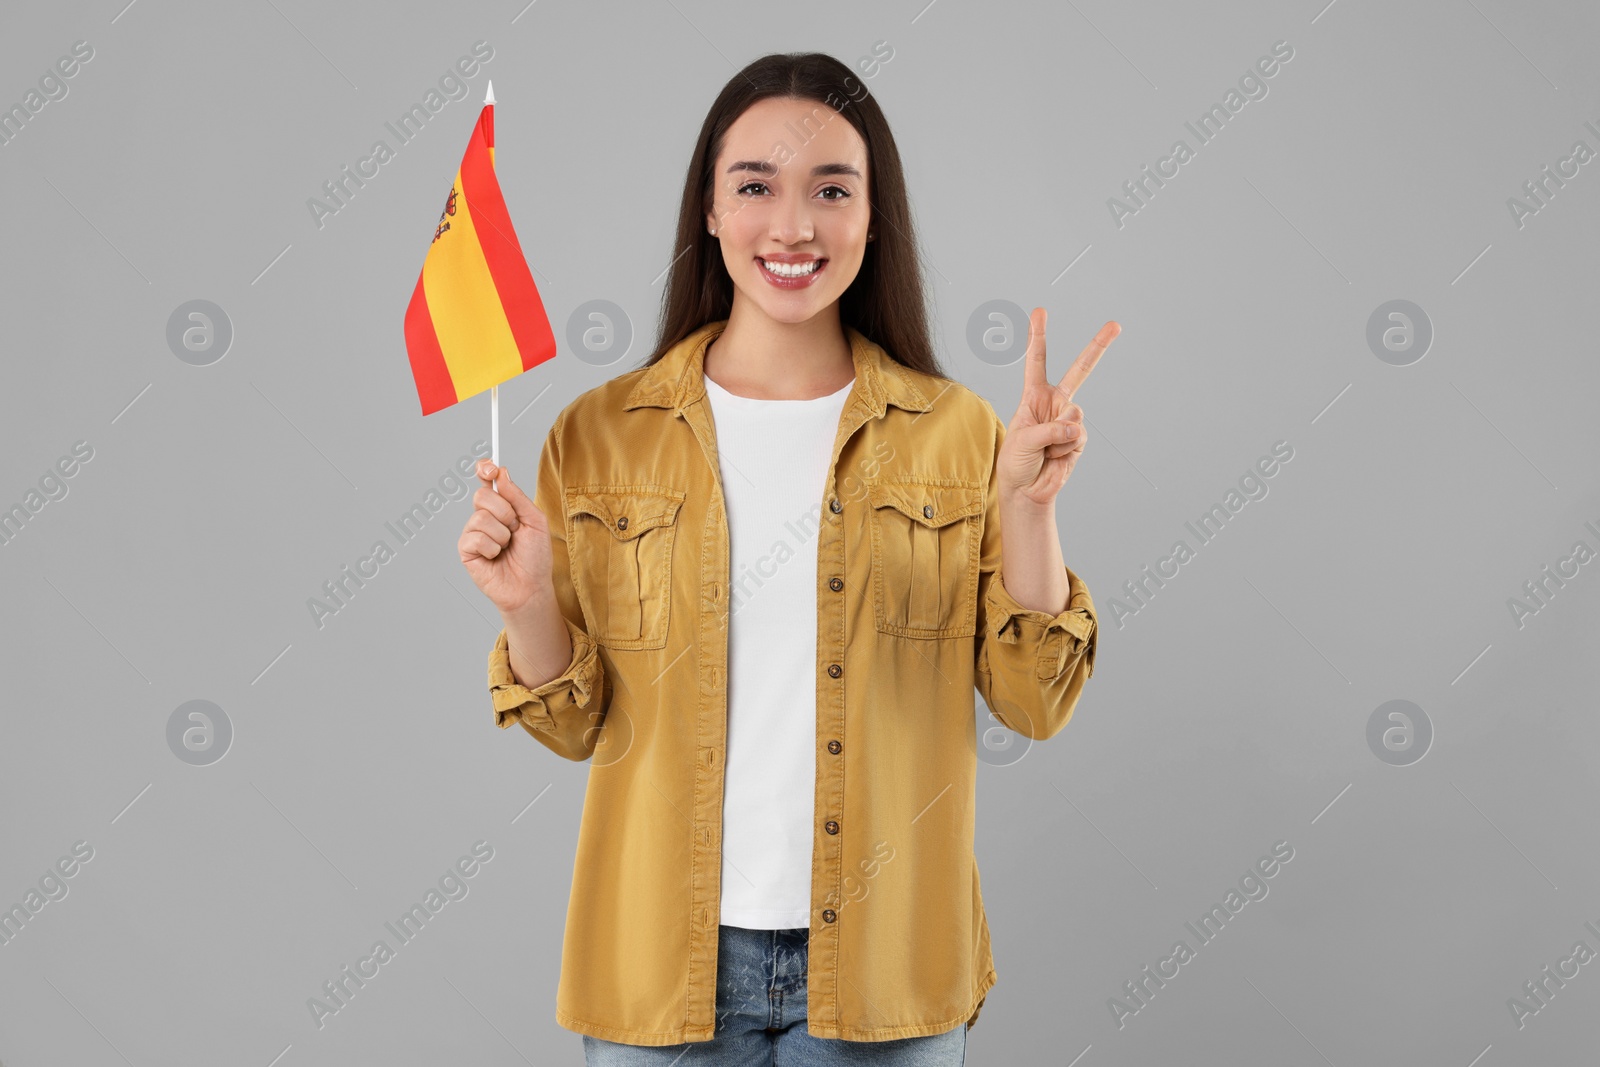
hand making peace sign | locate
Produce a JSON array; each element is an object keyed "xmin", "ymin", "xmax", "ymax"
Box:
[{"xmin": 997, "ymin": 308, "xmax": 1121, "ymax": 508}]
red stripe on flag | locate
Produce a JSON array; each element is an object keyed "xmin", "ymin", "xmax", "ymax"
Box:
[
  {"xmin": 403, "ymin": 272, "xmax": 458, "ymax": 416},
  {"xmin": 460, "ymin": 111, "xmax": 558, "ymax": 374}
]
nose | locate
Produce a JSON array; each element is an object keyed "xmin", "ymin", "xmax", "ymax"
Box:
[{"xmin": 770, "ymin": 190, "xmax": 814, "ymax": 245}]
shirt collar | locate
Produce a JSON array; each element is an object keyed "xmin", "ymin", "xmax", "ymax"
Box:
[{"xmin": 622, "ymin": 318, "xmax": 934, "ymax": 417}]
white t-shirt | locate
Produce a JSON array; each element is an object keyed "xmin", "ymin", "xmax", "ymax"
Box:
[{"xmin": 703, "ymin": 371, "xmax": 856, "ymax": 930}]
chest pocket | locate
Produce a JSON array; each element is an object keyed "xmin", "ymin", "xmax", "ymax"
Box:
[
  {"xmin": 866, "ymin": 480, "xmax": 984, "ymax": 639},
  {"xmin": 564, "ymin": 485, "xmax": 686, "ymax": 651}
]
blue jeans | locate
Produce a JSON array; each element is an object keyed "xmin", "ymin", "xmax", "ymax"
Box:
[{"xmin": 582, "ymin": 925, "xmax": 969, "ymax": 1065}]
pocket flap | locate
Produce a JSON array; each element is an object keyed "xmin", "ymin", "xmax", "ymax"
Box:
[
  {"xmin": 867, "ymin": 481, "xmax": 983, "ymax": 528},
  {"xmin": 566, "ymin": 486, "xmax": 685, "ymax": 542}
]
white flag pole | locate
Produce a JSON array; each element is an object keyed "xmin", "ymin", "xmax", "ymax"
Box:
[{"xmin": 486, "ymin": 79, "xmax": 501, "ymax": 495}]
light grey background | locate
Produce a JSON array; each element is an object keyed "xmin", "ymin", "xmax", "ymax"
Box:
[{"xmin": 3, "ymin": 0, "xmax": 1598, "ymax": 1064}]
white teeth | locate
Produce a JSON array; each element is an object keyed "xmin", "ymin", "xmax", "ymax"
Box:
[{"xmin": 761, "ymin": 258, "xmax": 820, "ymax": 277}]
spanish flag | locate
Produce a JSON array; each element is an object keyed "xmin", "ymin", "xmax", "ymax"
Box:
[{"xmin": 404, "ymin": 82, "xmax": 556, "ymax": 416}]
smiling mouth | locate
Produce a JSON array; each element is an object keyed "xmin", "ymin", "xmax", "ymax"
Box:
[{"xmin": 758, "ymin": 258, "xmax": 825, "ymax": 278}]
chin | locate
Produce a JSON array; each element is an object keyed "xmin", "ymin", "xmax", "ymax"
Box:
[
  {"xmin": 738, "ymin": 272, "xmax": 859, "ymax": 325},
  {"xmin": 758, "ymin": 298, "xmax": 828, "ymax": 322}
]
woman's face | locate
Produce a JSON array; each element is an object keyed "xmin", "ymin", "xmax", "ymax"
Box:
[{"xmin": 705, "ymin": 95, "xmax": 872, "ymax": 327}]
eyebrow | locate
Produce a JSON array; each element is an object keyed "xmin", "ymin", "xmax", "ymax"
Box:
[{"xmin": 724, "ymin": 160, "xmax": 862, "ymax": 179}]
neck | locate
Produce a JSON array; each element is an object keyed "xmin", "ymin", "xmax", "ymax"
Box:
[{"xmin": 703, "ymin": 300, "xmax": 854, "ymax": 400}]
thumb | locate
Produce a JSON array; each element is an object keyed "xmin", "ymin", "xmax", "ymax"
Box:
[
  {"xmin": 1007, "ymin": 420, "xmax": 1066, "ymax": 456},
  {"xmin": 477, "ymin": 461, "xmax": 543, "ymax": 527}
]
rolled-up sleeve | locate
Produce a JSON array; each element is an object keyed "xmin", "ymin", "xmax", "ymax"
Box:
[
  {"xmin": 983, "ymin": 566, "xmax": 1097, "ymax": 681},
  {"xmin": 489, "ymin": 615, "xmax": 603, "ymax": 731},
  {"xmin": 976, "ymin": 564, "xmax": 1097, "ymax": 740},
  {"xmin": 488, "ymin": 616, "xmax": 608, "ymax": 761}
]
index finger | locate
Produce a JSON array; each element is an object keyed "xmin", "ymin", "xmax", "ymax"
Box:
[
  {"xmin": 476, "ymin": 460, "xmax": 541, "ymax": 526},
  {"xmin": 1057, "ymin": 321, "xmax": 1120, "ymax": 402}
]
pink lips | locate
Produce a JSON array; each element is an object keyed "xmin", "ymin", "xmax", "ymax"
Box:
[{"xmin": 756, "ymin": 256, "xmax": 828, "ymax": 290}]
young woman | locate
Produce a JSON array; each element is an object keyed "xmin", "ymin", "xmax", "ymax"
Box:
[{"xmin": 458, "ymin": 51, "xmax": 1116, "ymax": 1065}]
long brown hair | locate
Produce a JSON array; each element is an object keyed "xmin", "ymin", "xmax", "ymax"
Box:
[{"xmin": 637, "ymin": 51, "xmax": 951, "ymax": 383}]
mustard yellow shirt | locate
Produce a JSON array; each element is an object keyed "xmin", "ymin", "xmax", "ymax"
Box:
[{"xmin": 487, "ymin": 318, "xmax": 1098, "ymax": 1045}]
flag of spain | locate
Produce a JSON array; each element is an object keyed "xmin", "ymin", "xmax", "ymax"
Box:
[{"xmin": 403, "ymin": 89, "xmax": 556, "ymax": 416}]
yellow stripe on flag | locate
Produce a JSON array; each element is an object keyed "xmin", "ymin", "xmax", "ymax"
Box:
[{"xmin": 422, "ymin": 166, "xmax": 523, "ymax": 401}]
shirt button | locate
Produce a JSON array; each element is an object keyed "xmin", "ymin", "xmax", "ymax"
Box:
[
  {"xmin": 827, "ymin": 739, "xmax": 841, "ymax": 754},
  {"xmin": 922, "ymin": 504, "xmax": 933, "ymax": 519},
  {"xmin": 828, "ymin": 577, "xmax": 843, "ymax": 592},
  {"xmin": 617, "ymin": 516, "xmax": 629, "ymax": 530},
  {"xmin": 829, "ymin": 498, "xmax": 841, "ymax": 514},
  {"xmin": 822, "ymin": 908, "xmax": 837, "ymax": 923},
  {"xmin": 827, "ymin": 663, "xmax": 842, "ymax": 678},
  {"xmin": 825, "ymin": 820, "xmax": 839, "ymax": 835}
]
